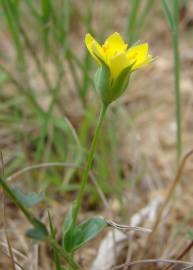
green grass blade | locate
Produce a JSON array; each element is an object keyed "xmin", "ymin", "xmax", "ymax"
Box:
[
  {"xmin": 63, "ymin": 0, "xmax": 71, "ymax": 54},
  {"xmin": 138, "ymin": 0, "xmax": 155, "ymax": 27},
  {"xmin": 161, "ymin": 0, "xmax": 181, "ymax": 162},
  {"xmin": 1, "ymin": 0, "xmax": 25, "ymax": 67},
  {"xmin": 41, "ymin": 0, "xmax": 51, "ymax": 54},
  {"xmin": 172, "ymin": 0, "xmax": 181, "ymax": 162},
  {"xmin": 161, "ymin": 0, "xmax": 176, "ymax": 32},
  {"xmin": 126, "ymin": 0, "xmax": 140, "ymax": 45},
  {"xmin": 79, "ymin": 2, "xmax": 93, "ymax": 103},
  {"xmin": 25, "ymin": 0, "xmax": 42, "ymax": 20}
]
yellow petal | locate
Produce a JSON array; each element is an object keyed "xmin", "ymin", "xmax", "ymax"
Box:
[
  {"xmin": 104, "ymin": 32, "xmax": 127, "ymax": 51},
  {"xmin": 132, "ymin": 54, "xmax": 153, "ymax": 70},
  {"xmin": 103, "ymin": 32, "xmax": 128, "ymax": 61},
  {"xmin": 85, "ymin": 33, "xmax": 105, "ymax": 65},
  {"xmin": 110, "ymin": 52, "xmax": 131, "ymax": 79},
  {"xmin": 127, "ymin": 43, "xmax": 149, "ymax": 69}
]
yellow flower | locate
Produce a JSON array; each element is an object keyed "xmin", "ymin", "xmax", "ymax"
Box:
[{"xmin": 85, "ymin": 32, "xmax": 152, "ymax": 79}]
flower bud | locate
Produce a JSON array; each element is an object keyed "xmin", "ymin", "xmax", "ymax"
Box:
[{"xmin": 94, "ymin": 62, "xmax": 132, "ymax": 105}]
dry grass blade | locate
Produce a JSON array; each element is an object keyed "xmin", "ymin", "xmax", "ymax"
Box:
[
  {"xmin": 112, "ymin": 259, "xmax": 193, "ymax": 270},
  {"xmin": 181, "ymin": 266, "xmax": 193, "ymax": 270},
  {"xmin": 142, "ymin": 149, "xmax": 193, "ymax": 253},
  {"xmin": 0, "ymin": 242, "xmax": 27, "ymax": 260},
  {"xmin": 162, "ymin": 240, "xmax": 193, "ymax": 270},
  {"xmin": 0, "ymin": 248, "xmax": 24, "ymax": 270},
  {"xmin": 6, "ymin": 162, "xmax": 81, "ymax": 182}
]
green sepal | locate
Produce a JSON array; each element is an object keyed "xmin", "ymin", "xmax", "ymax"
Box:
[
  {"xmin": 110, "ymin": 65, "xmax": 132, "ymax": 102},
  {"xmin": 94, "ymin": 63, "xmax": 111, "ymax": 106},
  {"xmin": 93, "ymin": 51, "xmax": 133, "ymax": 105}
]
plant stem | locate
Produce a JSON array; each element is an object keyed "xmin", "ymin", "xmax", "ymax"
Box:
[
  {"xmin": 0, "ymin": 177, "xmax": 35, "ymax": 225},
  {"xmin": 48, "ymin": 238, "xmax": 82, "ymax": 270},
  {"xmin": 173, "ymin": 0, "xmax": 181, "ymax": 163},
  {"xmin": 72, "ymin": 104, "xmax": 108, "ymax": 225}
]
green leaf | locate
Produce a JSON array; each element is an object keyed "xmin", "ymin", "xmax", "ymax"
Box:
[
  {"xmin": 26, "ymin": 220, "xmax": 48, "ymax": 241},
  {"xmin": 63, "ymin": 205, "xmax": 76, "ymax": 251},
  {"xmin": 13, "ymin": 186, "xmax": 44, "ymax": 208},
  {"xmin": 70, "ymin": 217, "xmax": 107, "ymax": 252},
  {"xmin": 63, "ymin": 204, "xmax": 76, "ymax": 235}
]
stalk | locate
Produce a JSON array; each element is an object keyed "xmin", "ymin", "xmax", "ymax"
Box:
[
  {"xmin": 161, "ymin": 0, "xmax": 181, "ymax": 163},
  {"xmin": 72, "ymin": 104, "xmax": 108, "ymax": 225}
]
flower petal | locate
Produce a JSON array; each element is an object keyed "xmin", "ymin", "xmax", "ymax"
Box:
[
  {"xmin": 102, "ymin": 32, "xmax": 128, "ymax": 63},
  {"xmin": 103, "ymin": 32, "xmax": 128, "ymax": 52},
  {"xmin": 110, "ymin": 52, "xmax": 131, "ymax": 79},
  {"xmin": 85, "ymin": 33, "xmax": 105, "ymax": 65},
  {"xmin": 127, "ymin": 43, "xmax": 151, "ymax": 69}
]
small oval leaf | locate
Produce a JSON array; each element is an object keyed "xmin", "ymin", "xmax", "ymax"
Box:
[
  {"xmin": 70, "ymin": 217, "xmax": 107, "ymax": 252},
  {"xmin": 13, "ymin": 186, "xmax": 44, "ymax": 208},
  {"xmin": 26, "ymin": 220, "xmax": 48, "ymax": 241}
]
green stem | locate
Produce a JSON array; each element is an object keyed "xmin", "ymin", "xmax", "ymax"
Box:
[
  {"xmin": 72, "ymin": 104, "xmax": 108, "ymax": 225},
  {"xmin": 48, "ymin": 238, "xmax": 82, "ymax": 270},
  {"xmin": 0, "ymin": 177, "xmax": 35, "ymax": 225},
  {"xmin": 173, "ymin": 0, "xmax": 181, "ymax": 163}
]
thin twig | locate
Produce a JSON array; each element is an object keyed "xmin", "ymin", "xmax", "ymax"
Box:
[{"xmin": 106, "ymin": 220, "xmax": 152, "ymax": 234}]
